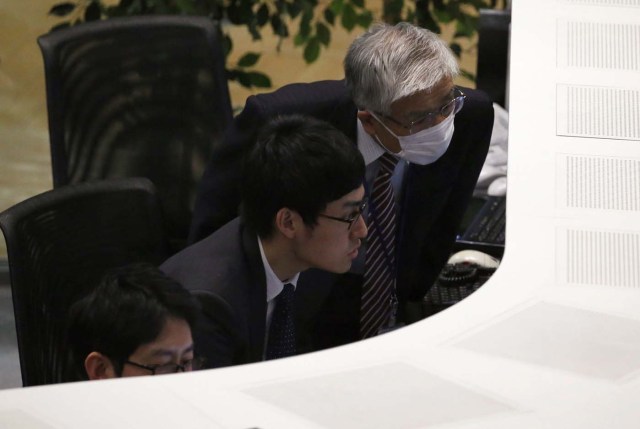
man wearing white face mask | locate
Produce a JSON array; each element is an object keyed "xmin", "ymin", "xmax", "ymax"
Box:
[
  {"xmin": 189, "ymin": 22, "xmax": 494, "ymax": 352},
  {"xmin": 367, "ymin": 108, "xmax": 457, "ymax": 165}
]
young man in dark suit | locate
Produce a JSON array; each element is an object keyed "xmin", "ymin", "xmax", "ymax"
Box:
[
  {"xmin": 161, "ymin": 115, "xmax": 367, "ymax": 367},
  {"xmin": 66, "ymin": 263, "xmax": 201, "ymax": 381},
  {"xmin": 189, "ymin": 22, "xmax": 494, "ymax": 350}
]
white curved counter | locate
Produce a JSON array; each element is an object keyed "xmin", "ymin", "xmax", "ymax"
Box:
[{"xmin": 0, "ymin": 1, "xmax": 639, "ymax": 427}]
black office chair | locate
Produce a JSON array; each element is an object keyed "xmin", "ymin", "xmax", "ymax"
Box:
[
  {"xmin": 37, "ymin": 15, "xmax": 233, "ymax": 254},
  {"xmin": 0, "ymin": 178, "xmax": 170, "ymax": 386}
]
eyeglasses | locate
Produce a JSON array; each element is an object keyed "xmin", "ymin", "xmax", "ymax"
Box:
[
  {"xmin": 377, "ymin": 87, "xmax": 466, "ymax": 134},
  {"xmin": 124, "ymin": 357, "xmax": 204, "ymax": 375},
  {"xmin": 318, "ymin": 199, "xmax": 367, "ymax": 230}
]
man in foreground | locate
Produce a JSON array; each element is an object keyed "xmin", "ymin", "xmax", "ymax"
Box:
[
  {"xmin": 161, "ymin": 115, "xmax": 367, "ymax": 366},
  {"xmin": 67, "ymin": 263, "xmax": 201, "ymax": 380}
]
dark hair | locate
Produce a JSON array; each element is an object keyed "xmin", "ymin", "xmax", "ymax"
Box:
[
  {"xmin": 240, "ymin": 114, "xmax": 365, "ymax": 238},
  {"xmin": 66, "ymin": 263, "xmax": 199, "ymax": 380}
]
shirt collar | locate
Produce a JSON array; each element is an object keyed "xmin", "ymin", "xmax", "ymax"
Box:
[
  {"xmin": 258, "ymin": 237, "xmax": 299, "ymax": 303},
  {"xmin": 357, "ymin": 116, "xmax": 385, "ymax": 166}
]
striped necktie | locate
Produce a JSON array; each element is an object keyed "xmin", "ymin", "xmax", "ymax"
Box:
[
  {"xmin": 360, "ymin": 153, "xmax": 399, "ymax": 339},
  {"xmin": 265, "ymin": 283, "xmax": 296, "ymax": 360}
]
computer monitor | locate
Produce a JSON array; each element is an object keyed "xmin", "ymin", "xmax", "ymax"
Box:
[{"xmin": 476, "ymin": 9, "xmax": 511, "ymax": 109}]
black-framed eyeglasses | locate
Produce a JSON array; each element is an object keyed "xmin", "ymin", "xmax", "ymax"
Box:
[
  {"xmin": 318, "ymin": 199, "xmax": 367, "ymax": 230},
  {"xmin": 124, "ymin": 357, "xmax": 204, "ymax": 375},
  {"xmin": 377, "ymin": 87, "xmax": 466, "ymax": 134}
]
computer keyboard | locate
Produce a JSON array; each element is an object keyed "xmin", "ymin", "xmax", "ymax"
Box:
[
  {"xmin": 455, "ymin": 196, "xmax": 506, "ymax": 257},
  {"xmin": 465, "ymin": 196, "xmax": 505, "ymax": 243}
]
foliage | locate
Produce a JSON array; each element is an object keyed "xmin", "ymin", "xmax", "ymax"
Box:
[
  {"xmin": 48, "ymin": 0, "xmax": 373, "ymax": 89},
  {"xmin": 381, "ymin": 0, "xmax": 504, "ymax": 81},
  {"xmin": 48, "ymin": 0, "xmax": 504, "ymax": 88}
]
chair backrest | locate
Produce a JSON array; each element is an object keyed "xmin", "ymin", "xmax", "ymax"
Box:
[
  {"xmin": 0, "ymin": 178, "xmax": 170, "ymax": 386},
  {"xmin": 37, "ymin": 15, "xmax": 233, "ymax": 254}
]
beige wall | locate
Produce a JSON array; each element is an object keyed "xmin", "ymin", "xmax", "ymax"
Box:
[
  {"xmin": 1, "ymin": 1, "xmax": 57, "ymax": 259},
  {"xmin": 0, "ymin": 1, "xmax": 478, "ymax": 258}
]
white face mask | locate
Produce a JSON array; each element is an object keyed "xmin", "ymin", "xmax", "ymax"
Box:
[{"xmin": 370, "ymin": 113, "xmax": 455, "ymax": 165}]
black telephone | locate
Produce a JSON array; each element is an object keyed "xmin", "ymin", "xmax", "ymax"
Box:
[{"xmin": 438, "ymin": 250, "xmax": 500, "ymax": 287}]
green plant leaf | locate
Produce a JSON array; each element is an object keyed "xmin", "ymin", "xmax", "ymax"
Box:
[
  {"xmin": 238, "ymin": 0, "xmax": 255, "ymax": 24},
  {"xmin": 459, "ymin": 68, "xmax": 476, "ymax": 82},
  {"xmin": 256, "ymin": 3, "xmax": 269, "ymax": 26},
  {"xmin": 247, "ymin": 71, "xmax": 272, "ymax": 87},
  {"xmin": 227, "ymin": 3, "xmax": 243, "ymax": 24},
  {"xmin": 405, "ymin": 10, "xmax": 415, "ymax": 22},
  {"xmin": 173, "ymin": 0, "xmax": 196, "ymax": 13},
  {"xmin": 124, "ymin": 0, "xmax": 144, "ymax": 14},
  {"xmin": 316, "ymin": 22, "xmax": 330, "ymax": 46},
  {"xmin": 231, "ymin": 69, "xmax": 271, "ymax": 88},
  {"xmin": 222, "ymin": 34, "xmax": 233, "ymax": 57},
  {"xmin": 449, "ymin": 42, "xmax": 462, "ymax": 57},
  {"xmin": 288, "ymin": 0, "xmax": 303, "ymax": 18},
  {"xmin": 270, "ymin": 15, "xmax": 289, "ymax": 37},
  {"xmin": 454, "ymin": 22, "xmax": 474, "ymax": 38},
  {"xmin": 420, "ymin": 10, "xmax": 441, "ymax": 34},
  {"xmin": 47, "ymin": 0, "xmax": 492, "ymax": 95},
  {"xmin": 323, "ymin": 7, "xmax": 335, "ymax": 25},
  {"xmin": 84, "ymin": 1, "xmax": 102, "ymax": 21},
  {"xmin": 48, "ymin": 3, "xmax": 76, "ymax": 17},
  {"xmin": 225, "ymin": 67, "xmax": 237, "ymax": 80},
  {"xmin": 298, "ymin": 13, "xmax": 312, "ymax": 39},
  {"xmin": 233, "ymin": 70, "xmax": 253, "ymax": 88},
  {"xmin": 51, "ymin": 21, "xmax": 71, "ymax": 31},
  {"xmin": 303, "ymin": 37, "xmax": 320, "ymax": 63},
  {"xmin": 341, "ymin": 3, "xmax": 356, "ymax": 31},
  {"xmin": 248, "ymin": 21, "xmax": 262, "ymax": 40},
  {"xmin": 237, "ymin": 52, "xmax": 261, "ymax": 67},
  {"xmin": 105, "ymin": 4, "xmax": 124, "ymax": 18},
  {"xmin": 329, "ymin": 0, "xmax": 344, "ymax": 15},
  {"xmin": 432, "ymin": 8, "xmax": 452, "ymax": 23},
  {"xmin": 305, "ymin": 0, "xmax": 319, "ymax": 9},
  {"xmin": 356, "ymin": 10, "xmax": 373, "ymax": 28},
  {"xmin": 383, "ymin": 0, "xmax": 404, "ymax": 24},
  {"xmin": 227, "ymin": 0, "xmax": 252, "ymax": 25}
]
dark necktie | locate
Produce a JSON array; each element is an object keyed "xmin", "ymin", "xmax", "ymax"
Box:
[
  {"xmin": 265, "ymin": 283, "xmax": 296, "ymax": 360},
  {"xmin": 360, "ymin": 153, "xmax": 399, "ymax": 339}
]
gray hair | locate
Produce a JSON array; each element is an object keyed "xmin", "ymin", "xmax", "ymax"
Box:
[{"xmin": 344, "ymin": 22, "xmax": 459, "ymax": 114}]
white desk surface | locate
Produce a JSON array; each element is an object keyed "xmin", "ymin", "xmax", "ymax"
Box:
[{"xmin": 1, "ymin": 1, "xmax": 639, "ymax": 427}]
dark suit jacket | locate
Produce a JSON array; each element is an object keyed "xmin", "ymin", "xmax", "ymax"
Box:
[
  {"xmin": 161, "ymin": 217, "xmax": 334, "ymax": 367},
  {"xmin": 188, "ymin": 79, "xmax": 494, "ymax": 349}
]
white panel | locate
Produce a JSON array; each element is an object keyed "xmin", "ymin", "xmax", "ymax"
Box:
[
  {"xmin": 244, "ymin": 363, "xmax": 516, "ymax": 429},
  {"xmin": 557, "ymin": 85, "xmax": 640, "ymax": 140},
  {"xmin": 564, "ymin": 228, "xmax": 640, "ymax": 287},
  {"xmin": 562, "ymin": 0, "xmax": 640, "ymax": 7},
  {"xmin": 559, "ymin": 21, "xmax": 640, "ymax": 70},
  {"xmin": 559, "ymin": 154, "xmax": 640, "ymax": 210},
  {"xmin": 453, "ymin": 302, "xmax": 640, "ymax": 380}
]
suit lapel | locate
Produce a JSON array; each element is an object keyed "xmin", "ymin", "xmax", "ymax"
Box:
[{"xmin": 239, "ymin": 222, "xmax": 268, "ymax": 361}]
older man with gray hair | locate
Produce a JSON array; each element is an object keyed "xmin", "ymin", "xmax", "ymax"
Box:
[{"xmin": 189, "ymin": 22, "xmax": 494, "ymax": 352}]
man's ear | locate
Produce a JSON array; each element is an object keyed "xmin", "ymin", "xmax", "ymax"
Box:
[
  {"xmin": 84, "ymin": 351, "xmax": 118, "ymax": 380},
  {"xmin": 274, "ymin": 207, "xmax": 301, "ymax": 239},
  {"xmin": 357, "ymin": 110, "xmax": 377, "ymax": 136}
]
